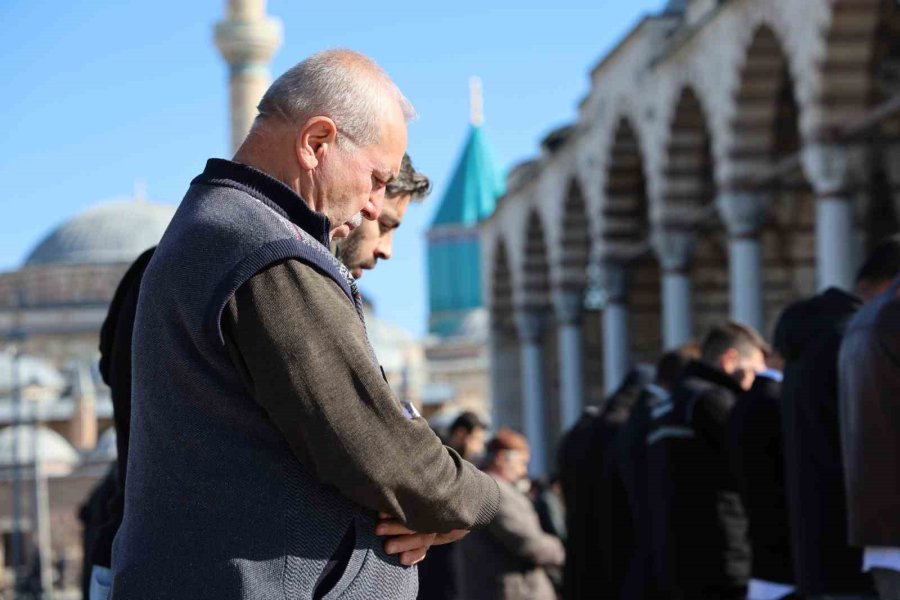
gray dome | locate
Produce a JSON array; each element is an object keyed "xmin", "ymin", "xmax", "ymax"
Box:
[
  {"xmin": 25, "ymin": 200, "xmax": 176, "ymax": 266},
  {"xmin": 0, "ymin": 425, "xmax": 80, "ymax": 476},
  {"xmin": 662, "ymin": 0, "xmax": 686, "ymax": 14}
]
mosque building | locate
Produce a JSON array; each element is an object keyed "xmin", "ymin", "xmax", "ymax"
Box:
[
  {"xmin": 421, "ymin": 78, "xmax": 505, "ymax": 423},
  {"xmin": 481, "ymin": 0, "xmax": 900, "ymax": 474}
]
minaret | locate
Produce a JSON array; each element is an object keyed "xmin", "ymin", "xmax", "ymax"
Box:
[
  {"xmin": 214, "ymin": 0, "xmax": 283, "ymax": 153},
  {"xmin": 426, "ymin": 78, "xmax": 505, "ymax": 337},
  {"xmin": 69, "ymin": 362, "xmax": 97, "ymax": 450}
]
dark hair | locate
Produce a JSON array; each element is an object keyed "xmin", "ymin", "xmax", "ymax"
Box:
[
  {"xmin": 700, "ymin": 321, "xmax": 768, "ymax": 364},
  {"xmin": 855, "ymin": 235, "xmax": 900, "ymax": 284},
  {"xmin": 386, "ymin": 154, "xmax": 431, "ymax": 201},
  {"xmin": 450, "ymin": 411, "xmax": 486, "ymax": 434},
  {"xmin": 655, "ymin": 342, "xmax": 701, "ymax": 388}
]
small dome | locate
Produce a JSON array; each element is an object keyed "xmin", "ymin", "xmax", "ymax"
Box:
[
  {"xmin": 25, "ymin": 200, "xmax": 176, "ymax": 266},
  {"xmin": 0, "ymin": 425, "xmax": 80, "ymax": 476},
  {"xmin": 0, "ymin": 353, "xmax": 65, "ymax": 394}
]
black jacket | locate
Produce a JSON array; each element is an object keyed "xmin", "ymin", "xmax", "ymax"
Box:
[
  {"xmin": 646, "ymin": 361, "xmax": 751, "ymax": 596},
  {"xmin": 558, "ymin": 370, "xmax": 651, "ymax": 600},
  {"xmin": 614, "ymin": 384, "xmax": 670, "ymax": 600},
  {"xmin": 775, "ymin": 288, "xmax": 872, "ymax": 594},
  {"xmin": 727, "ymin": 373, "xmax": 794, "ymax": 585},
  {"xmin": 90, "ymin": 246, "xmax": 156, "ymax": 568},
  {"xmin": 558, "ymin": 406, "xmax": 604, "ymax": 600},
  {"xmin": 839, "ymin": 278, "xmax": 900, "ymax": 547}
]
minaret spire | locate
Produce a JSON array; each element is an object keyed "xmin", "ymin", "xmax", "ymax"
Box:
[
  {"xmin": 469, "ymin": 76, "xmax": 484, "ymax": 127},
  {"xmin": 214, "ymin": 0, "xmax": 283, "ymax": 153}
]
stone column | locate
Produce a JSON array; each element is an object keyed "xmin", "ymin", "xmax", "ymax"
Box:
[
  {"xmin": 717, "ymin": 192, "xmax": 769, "ymax": 332},
  {"xmin": 215, "ymin": 0, "xmax": 283, "ymax": 153},
  {"xmin": 801, "ymin": 143, "xmax": 868, "ymax": 291},
  {"xmin": 652, "ymin": 227, "xmax": 695, "ymax": 349},
  {"xmin": 488, "ymin": 322, "xmax": 522, "ymax": 432},
  {"xmin": 515, "ymin": 309, "xmax": 548, "ymax": 476},
  {"xmin": 553, "ymin": 289, "xmax": 584, "ymax": 433},
  {"xmin": 601, "ymin": 263, "xmax": 631, "ymax": 395}
]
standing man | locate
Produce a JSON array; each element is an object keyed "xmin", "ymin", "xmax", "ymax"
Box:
[
  {"xmin": 615, "ymin": 344, "xmax": 699, "ymax": 600},
  {"xmin": 457, "ymin": 429, "xmax": 565, "ymax": 600},
  {"xmin": 646, "ymin": 322, "xmax": 767, "ymax": 600},
  {"xmin": 417, "ymin": 411, "xmax": 489, "ymax": 600},
  {"xmin": 336, "ymin": 153, "xmax": 430, "ymax": 279},
  {"xmin": 727, "ymin": 357, "xmax": 795, "ymax": 600},
  {"xmin": 840, "ymin": 274, "xmax": 900, "ymax": 599},
  {"xmin": 112, "ymin": 50, "xmax": 500, "ymax": 599},
  {"xmin": 776, "ymin": 237, "xmax": 900, "ymax": 599}
]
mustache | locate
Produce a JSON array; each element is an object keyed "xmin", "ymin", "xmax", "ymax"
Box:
[{"xmin": 348, "ymin": 213, "xmax": 363, "ymax": 228}]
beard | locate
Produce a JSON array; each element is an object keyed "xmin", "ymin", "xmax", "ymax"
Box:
[{"xmin": 348, "ymin": 212, "xmax": 364, "ymax": 229}]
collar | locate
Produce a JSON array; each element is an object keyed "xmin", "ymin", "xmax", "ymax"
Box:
[
  {"xmin": 192, "ymin": 158, "xmax": 331, "ymax": 246},
  {"xmin": 683, "ymin": 360, "xmax": 745, "ymax": 395}
]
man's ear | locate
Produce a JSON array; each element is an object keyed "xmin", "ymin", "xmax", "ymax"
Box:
[{"xmin": 296, "ymin": 116, "xmax": 338, "ymax": 171}]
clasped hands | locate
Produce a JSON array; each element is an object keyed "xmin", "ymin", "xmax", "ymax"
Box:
[{"xmin": 376, "ymin": 512, "xmax": 469, "ymax": 566}]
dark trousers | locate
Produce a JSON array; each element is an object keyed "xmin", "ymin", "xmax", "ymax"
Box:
[{"xmin": 873, "ymin": 568, "xmax": 900, "ymax": 600}]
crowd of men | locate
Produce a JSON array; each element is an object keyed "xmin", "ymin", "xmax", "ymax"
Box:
[
  {"xmin": 560, "ymin": 239, "xmax": 900, "ymax": 600},
  {"xmin": 72, "ymin": 47, "xmax": 900, "ymax": 600}
]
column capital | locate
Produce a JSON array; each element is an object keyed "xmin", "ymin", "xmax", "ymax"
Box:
[
  {"xmin": 651, "ymin": 227, "xmax": 696, "ymax": 273},
  {"xmin": 716, "ymin": 191, "xmax": 769, "ymax": 238},
  {"xmin": 801, "ymin": 143, "xmax": 869, "ymax": 198},
  {"xmin": 514, "ymin": 308, "xmax": 549, "ymax": 343},
  {"xmin": 598, "ymin": 261, "xmax": 630, "ymax": 304},
  {"xmin": 553, "ymin": 289, "xmax": 584, "ymax": 326}
]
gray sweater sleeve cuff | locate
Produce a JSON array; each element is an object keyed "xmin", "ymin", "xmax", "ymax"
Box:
[{"xmin": 472, "ymin": 476, "xmax": 502, "ymax": 529}]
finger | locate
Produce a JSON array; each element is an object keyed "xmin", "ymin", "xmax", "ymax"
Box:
[
  {"xmin": 400, "ymin": 546, "xmax": 429, "ymax": 566},
  {"xmin": 383, "ymin": 533, "xmax": 435, "ymax": 555},
  {"xmin": 375, "ymin": 521, "xmax": 416, "ymax": 537},
  {"xmin": 432, "ymin": 529, "xmax": 469, "ymax": 546}
]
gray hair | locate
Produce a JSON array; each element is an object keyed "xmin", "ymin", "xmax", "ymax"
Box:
[
  {"xmin": 386, "ymin": 154, "xmax": 431, "ymax": 202},
  {"xmin": 257, "ymin": 49, "xmax": 416, "ymax": 148}
]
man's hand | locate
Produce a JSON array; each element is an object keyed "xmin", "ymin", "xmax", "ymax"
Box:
[{"xmin": 376, "ymin": 513, "xmax": 470, "ymax": 566}]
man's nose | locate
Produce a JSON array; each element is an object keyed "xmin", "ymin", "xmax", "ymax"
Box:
[
  {"xmin": 362, "ymin": 191, "xmax": 383, "ymax": 221},
  {"xmin": 375, "ymin": 232, "xmax": 394, "ymax": 261}
]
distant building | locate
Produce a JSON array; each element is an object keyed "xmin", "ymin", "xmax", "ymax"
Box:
[
  {"xmin": 482, "ymin": 0, "xmax": 900, "ymax": 473},
  {"xmin": 423, "ymin": 78, "xmax": 505, "ymax": 424}
]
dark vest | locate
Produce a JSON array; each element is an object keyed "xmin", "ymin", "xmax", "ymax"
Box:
[{"xmin": 111, "ymin": 159, "xmax": 418, "ymax": 599}]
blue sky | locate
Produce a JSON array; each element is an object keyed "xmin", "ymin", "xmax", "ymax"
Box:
[{"xmin": 0, "ymin": 0, "xmax": 663, "ymax": 336}]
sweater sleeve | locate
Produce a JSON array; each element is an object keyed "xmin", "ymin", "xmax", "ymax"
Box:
[{"xmin": 221, "ymin": 258, "xmax": 500, "ymax": 534}]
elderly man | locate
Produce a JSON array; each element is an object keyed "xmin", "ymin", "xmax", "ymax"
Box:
[
  {"xmin": 336, "ymin": 153, "xmax": 430, "ymax": 279},
  {"xmin": 457, "ymin": 429, "xmax": 565, "ymax": 600},
  {"xmin": 111, "ymin": 49, "xmax": 500, "ymax": 599}
]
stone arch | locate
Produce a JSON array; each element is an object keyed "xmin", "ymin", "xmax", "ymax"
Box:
[
  {"xmin": 728, "ymin": 25, "xmax": 802, "ymax": 186},
  {"xmin": 602, "ymin": 118, "xmax": 650, "ymax": 252},
  {"xmin": 489, "ymin": 238, "xmax": 523, "ymax": 432},
  {"xmin": 521, "ymin": 211, "xmax": 561, "ymax": 456},
  {"xmin": 559, "ymin": 178, "xmax": 592, "ymax": 287},
  {"xmin": 816, "ymin": 0, "xmax": 899, "ymax": 134},
  {"xmin": 557, "ymin": 177, "xmax": 605, "ymax": 407},
  {"xmin": 664, "ymin": 86, "xmax": 729, "ymax": 340},
  {"xmin": 729, "ymin": 23, "xmax": 815, "ymax": 336},
  {"xmin": 821, "ymin": 0, "xmax": 900, "ymax": 254},
  {"xmin": 601, "ymin": 117, "xmax": 662, "ymax": 366}
]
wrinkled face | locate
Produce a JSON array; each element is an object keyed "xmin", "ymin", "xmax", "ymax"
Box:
[
  {"xmin": 321, "ymin": 109, "xmax": 407, "ymax": 241},
  {"xmin": 336, "ymin": 193, "xmax": 412, "ymax": 278},
  {"xmin": 495, "ymin": 449, "xmax": 530, "ymax": 483}
]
